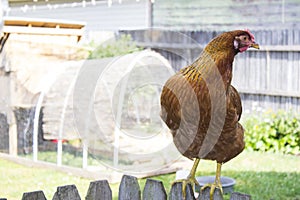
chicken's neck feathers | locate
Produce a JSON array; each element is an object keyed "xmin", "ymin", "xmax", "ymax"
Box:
[
  {"xmin": 180, "ymin": 31, "xmax": 243, "ymax": 90},
  {"xmin": 181, "ymin": 48, "xmax": 235, "ymax": 90}
]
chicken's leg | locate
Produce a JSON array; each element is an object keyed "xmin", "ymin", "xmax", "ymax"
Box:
[
  {"xmin": 201, "ymin": 162, "xmax": 223, "ymax": 200},
  {"xmin": 173, "ymin": 158, "xmax": 200, "ymax": 199}
]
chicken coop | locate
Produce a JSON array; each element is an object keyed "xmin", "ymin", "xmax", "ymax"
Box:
[
  {"xmin": 0, "ymin": 15, "xmax": 186, "ymax": 180},
  {"xmin": 0, "ymin": 19, "xmax": 182, "ymax": 176},
  {"xmin": 39, "ymin": 49, "xmax": 181, "ymax": 174}
]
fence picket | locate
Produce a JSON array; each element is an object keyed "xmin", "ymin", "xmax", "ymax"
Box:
[
  {"xmin": 52, "ymin": 185, "xmax": 81, "ymax": 200},
  {"xmin": 230, "ymin": 192, "xmax": 251, "ymax": 200},
  {"xmin": 142, "ymin": 179, "xmax": 167, "ymax": 200},
  {"xmin": 199, "ymin": 187, "xmax": 223, "ymax": 200},
  {"xmin": 118, "ymin": 175, "xmax": 141, "ymax": 200},
  {"xmin": 169, "ymin": 182, "xmax": 195, "ymax": 200},
  {"xmin": 21, "ymin": 191, "xmax": 46, "ymax": 200},
  {"xmin": 86, "ymin": 180, "xmax": 112, "ymax": 200}
]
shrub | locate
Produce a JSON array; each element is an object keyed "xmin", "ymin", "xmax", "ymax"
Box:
[
  {"xmin": 87, "ymin": 34, "xmax": 141, "ymax": 59},
  {"xmin": 242, "ymin": 111, "xmax": 300, "ymax": 155}
]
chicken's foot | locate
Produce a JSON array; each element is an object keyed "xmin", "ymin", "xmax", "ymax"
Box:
[
  {"xmin": 201, "ymin": 162, "xmax": 223, "ymax": 200},
  {"xmin": 172, "ymin": 158, "xmax": 200, "ymax": 199}
]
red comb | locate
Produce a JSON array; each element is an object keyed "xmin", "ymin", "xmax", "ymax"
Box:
[{"xmin": 245, "ymin": 29, "xmax": 255, "ymax": 42}]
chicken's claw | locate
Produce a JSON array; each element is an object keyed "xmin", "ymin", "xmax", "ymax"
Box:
[
  {"xmin": 200, "ymin": 163, "xmax": 223, "ymax": 200},
  {"xmin": 172, "ymin": 175, "xmax": 199, "ymax": 199},
  {"xmin": 200, "ymin": 182, "xmax": 223, "ymax": 200},
  {"xmin": 172, "ymin": 158, "xmax": 200, "ymax": 199}
]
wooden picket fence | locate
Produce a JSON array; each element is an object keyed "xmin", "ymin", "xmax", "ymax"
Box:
[
  {"xmin": 1, "ymin": 175, "xmax": 252, "ymax": 200},
  {"xmin": 120, "ymin": 29, "xmax": 300, "ymax": 114}
]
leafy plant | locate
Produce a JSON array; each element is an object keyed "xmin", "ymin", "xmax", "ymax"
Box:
[
  {"xmin": 242, "ymin": 111, "xmax": 300, "ymax": 155},
  {"xmin": 87, "ymin": 34, "xmax": 141, "ymax": 59}
]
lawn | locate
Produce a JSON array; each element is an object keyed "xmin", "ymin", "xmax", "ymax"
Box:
[{"xmin": 0, "ymin": 151, "xmax": 300, "ymax": 200}]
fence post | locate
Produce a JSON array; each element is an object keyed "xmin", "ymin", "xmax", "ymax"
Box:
[
  {"xmin": 52, "ymin": 185, "xmax": 81, "ymax": 200},
  {"xmin": 199, "ymin": 187, "xmax": 223, "ymax": 200},
  {"xmin": 86, "ymin": 180, "xmax": 112, "ymax": 200},
  {"xmin": 21, "ymin": 191, "xmax": 46, "ymax": 200},
  {"xmin": 230, "ymin": 192, "xmax": 251, "ymax": 200},
  {"xmin": 169, "ymin": 182, "xmax": 195, "ymax": 200},
  {"xmin": 119, "ymin": 175, "xmax": 141, "ymax": 200},
  {"xmin": 142, "ymin": 179, "xmax": 167, "ymax": 200}
]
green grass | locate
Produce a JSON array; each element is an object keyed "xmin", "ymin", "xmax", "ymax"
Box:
[
  {"xmin": 0, "ymin": 158, "xmax": 91, "ymax": 200},
  {"xmin": 1, "ymin": 151, "xmax": 300, "ymax": 200}
]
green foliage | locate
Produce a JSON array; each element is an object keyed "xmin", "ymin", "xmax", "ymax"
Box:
[
  {"xmin": 87, "ymin": 34, "xmax": 141, "ymax": 59},
  {"xmin": 243, "ymin": 111, "xmax": 300, "ymax": 155}
]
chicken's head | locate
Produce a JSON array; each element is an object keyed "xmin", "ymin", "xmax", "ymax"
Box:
[{"xmin": 234, "ymin": 29, "xmax": 260, "ymax": 52}]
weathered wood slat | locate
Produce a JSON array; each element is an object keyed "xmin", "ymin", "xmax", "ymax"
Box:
[
  {"xmin": 52, "ymin": 185, "xmax": 81, "ymax": 200},
  {"xmin": 118, "ymin": 175, "xmax": 141, "ymax": 200},
  {"xmin": 248, "ymin": 45, "xmax": 300, "ymax": 52},
  {"xmin": 21, "ymin": 191, "xmax": 47, "ymax": 200},
  {"xmin": 169, "ymin": 182, "xmax": 195, "ymax": 200},
  {"xmin": 239, "ymin": 89, "xmax": 300, "ymax": 98},
  {"xmin": 86, "ymin": 180, "xmax": 112, "ymax": 200},
  {"xmin": 137, "ymin": 42, "xmax": 300, "ymax": 52},
  {"xmin": 136, "ymin": 42, "xmax": 204, "ymax": 49},
  {"xmin": 142, "ymin": 179, "xmax": 167, "ymax": 200},
  {"xmin": 199, "ymin": 187, "xmax": 223, "ymax": 200},
  {"xmin": 230, "ymin": 192, "xmax": 251, "ymax": 200}
]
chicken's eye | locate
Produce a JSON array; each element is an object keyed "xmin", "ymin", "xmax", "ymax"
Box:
[{"xmin": 243, "ymin": 36, "xmax": 247, "ymax": 40}]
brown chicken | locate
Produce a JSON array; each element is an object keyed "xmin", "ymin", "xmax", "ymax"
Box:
[{"xmin": 160, "ymin": 30, "xmax": 259, "ymax": 199}]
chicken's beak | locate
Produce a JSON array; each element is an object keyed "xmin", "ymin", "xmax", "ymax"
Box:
[{"xmin": 250, "ymin": 43, "xmax": 260, "ymax": 49}]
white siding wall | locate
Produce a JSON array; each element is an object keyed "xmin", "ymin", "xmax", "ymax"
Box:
[{"xmin": 7, "ymin": 0, "xmax": 149, "ymax": 32}]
